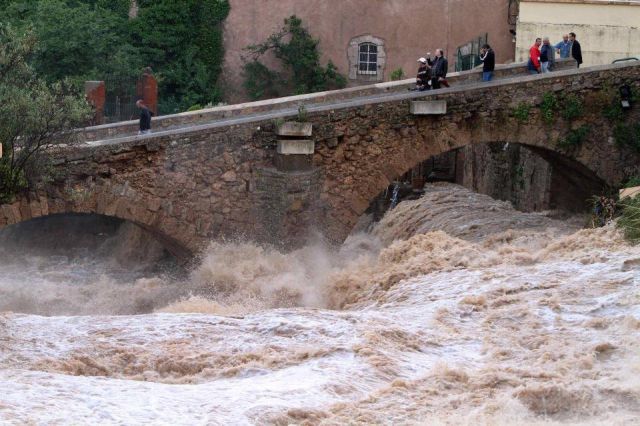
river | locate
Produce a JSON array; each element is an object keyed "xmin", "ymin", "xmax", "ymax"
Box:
[{"xmin": 1, "ymin": 183, "xmax": 638, "ymax": 425}]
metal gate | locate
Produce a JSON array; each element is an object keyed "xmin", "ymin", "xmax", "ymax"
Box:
[
  {"xmin": 455, "ymin": 33, "xmax": 488, "ymax": 72},
  {"xmin": 103, "ymin": 77, "xmax": 138, "ymax": 123}
]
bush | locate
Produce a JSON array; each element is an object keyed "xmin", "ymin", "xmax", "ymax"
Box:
[
  {"xmin": 297, "ymin": 105, "xmax": 308, "ymax": 122},
  {"xmin": 623, "ymin": 176, "xmax": 640, "ymax": 188},
  {"xmin": 560, "ymin": 95, "xmax": 583, "ymax": 121},
  {"xmin": 243, "ymin": 15, "xmax": 347, "ymax": 100},
  {"xmin": 0, "ymin": 25, "xmax": 91, "ymax": 203},
  {"xmin": 558, "ymin": 125, "xmax": 591, "ymax": 149},
  {"xmin": 512, "ymin": 102, "xmax": 531, "ymax": 123},
  {"xmin": 613, "ymin": 122, "xmax": 640, "ymax": 152},
  {"xmin": 243, "ymin": 61, "xmax": 282, "ymax": 100},
  {"xmin": 539, "ymin": 92, "xmax": 559, "ymax": 125},
  {"xmin": 617, "ymin": 196, "xmax": 640, "ymax": 244},
  {"xmin": 604, "ymin": 102, "xmax": 624, "ymax": 121},
  {"xmin": 390, "ymin": 68, "xmax": 405, "ymax": 81}
]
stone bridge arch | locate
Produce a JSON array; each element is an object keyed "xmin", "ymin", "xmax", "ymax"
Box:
[
  {"xmin": 327, "ymin": 140, "xmax": 608, "ymax": 238},
  {"xmin": 312, "ymin": 69, "xmax": 640, "ymax": 241},
  {"xmin": 0, "ymin": 182, "xmax": 193, "ymax": 261}
]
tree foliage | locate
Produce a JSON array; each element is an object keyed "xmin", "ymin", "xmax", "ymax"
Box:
[
  {"xmin": 131, "ymin": 0, "xmax": 230, "ymax": 113},
  {"xmin": 0, "ymin": 25, "xmax": 91, "ymax": 202},
  {"xmin": 243, "ymin": 15, "xmax": 346, "ymax": 100},
  {"xmin": 0, "ymin": 0, "xmax": 230, "ymax": 113}
]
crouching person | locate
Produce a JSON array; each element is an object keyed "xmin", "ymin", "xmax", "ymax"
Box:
[{"xmin": 410, "ymin": 57, "xmax": 431, "ymax": 91}]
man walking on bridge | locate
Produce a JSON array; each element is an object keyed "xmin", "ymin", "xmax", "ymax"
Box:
[{"xmin": 136, "ymin": 99, "xmax": 153, "ymax": 135}]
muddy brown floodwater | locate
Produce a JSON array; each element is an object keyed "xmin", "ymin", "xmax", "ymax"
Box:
[{"xmin": 0, "ymin": 183, "xmax": 638, "ymax": 424}]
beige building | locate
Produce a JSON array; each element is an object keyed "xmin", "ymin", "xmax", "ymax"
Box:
[
  {"xmin": 222, "ymin": 0, "xmax": 517, "ymax": 101},
  {"xmin": 515, "ymin": 0, "xmax": 640, "ymax": 66}
]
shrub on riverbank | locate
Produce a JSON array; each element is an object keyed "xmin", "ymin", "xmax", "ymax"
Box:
[{"xmin": 618, "ymin": 196, "xmax": 640, "ymax": 244}]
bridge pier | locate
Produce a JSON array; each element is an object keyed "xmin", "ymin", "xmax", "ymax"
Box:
[
  {"xmin": 251, "ymin": 120, "xmax": 325, "ymax": 247},
  {"xmin": 252, "ymin": 167, "xmax": 324, "ymax": 247}
]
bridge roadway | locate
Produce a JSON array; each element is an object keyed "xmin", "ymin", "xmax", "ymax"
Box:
[
  {"xmin": 82, "ymin": 58, "xmax": 578, "ymax": 147},
  {"xmin": 2, "ymin": 59, "xmax": 638, "ymax": 258}
]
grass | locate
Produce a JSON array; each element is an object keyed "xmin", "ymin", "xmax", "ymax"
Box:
[
  {"xmin": 617, "ymin": 196, "xmax": 640, "ymax": 244},
  {"xmin": 623, "ymin": 176, "xmax": 640, "ymax": 188}
]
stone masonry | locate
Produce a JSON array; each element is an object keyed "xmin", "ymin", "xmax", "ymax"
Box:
[{"xmin": 1, "ymin": 61, "xmax": 639, "ymax": 259}]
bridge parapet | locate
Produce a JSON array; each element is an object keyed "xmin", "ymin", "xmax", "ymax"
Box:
[{"xmin": 80, "ymin": 59, "xmax": 577, "ymax": 143}]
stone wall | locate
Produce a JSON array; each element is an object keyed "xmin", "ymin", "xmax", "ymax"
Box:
[
  {"xmin": 252, "ymin": 167, "xmax": 324, "ymax": 247},
  {"xmin": 1, "ymin": 62, "xmax": 639, "ymax": 255},
  {"xmin": 516, "ymin": 0, "xmax": 640, "ymax": 66},
  {"xmin": 222, "ymin": 0, "xmax": 516, "ymax": 101},
  {"xmin": 460, "ymin": 143, "xmax": 553, "ymax": 212}
]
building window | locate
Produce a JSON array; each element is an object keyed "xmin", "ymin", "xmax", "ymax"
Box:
[
  {"xmin": 348, "ymin": 35, "xmax": 386, "ymax": 82},
  {"xmin": 358, "ymin": 43, "xmax": 378, "ymax": 75}
]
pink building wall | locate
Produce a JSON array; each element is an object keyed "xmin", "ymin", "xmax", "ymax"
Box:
[{"xmin": 222, "ymin": 0, "xmax": 515, "ymax": 101}]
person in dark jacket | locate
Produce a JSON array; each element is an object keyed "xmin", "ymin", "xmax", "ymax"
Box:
[
  {"xmin": 540, "ymin": 37, "xmax": 555, "ymax": 73},
  {"xmin": 136, "ymin": 99, "xmax": 153, "ymax": 134},
  {"xmin": 479, "ymin": 44, "xmax": 495, "ymax": 81},
  {"xmin": 569, "ymin": 32, "xmax": 583, "ymax": 68},
  {"xmin": 411, "ymin": 57, "xmax": 431, "ymax": 91},
  {"xmin": 429, "ymin": 49, "xmax": 449, "ymax": 89}
]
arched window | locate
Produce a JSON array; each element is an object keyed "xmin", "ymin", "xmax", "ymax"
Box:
[
  {"xmin": 358, "ymin": 42, "xmax": 378, "ymax": 75},
  {"xmin": 348, "ymin": 35, "xmax": 386, "ymax": 82}
]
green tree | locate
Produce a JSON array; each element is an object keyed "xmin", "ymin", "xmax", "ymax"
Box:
[
  {"xmin": 0, "ymin": 25, "xmax": 91, "ymax": 202},
  {"xmin": 243, "ymin": 15, "xmax": 347, "ymax": 100},
  {"xmin": 1, "ymin": 0, "xmax": 230, "ymax": 114},
  {"xmin": 2, "ymin": 0, "xmax": 140, "ymax": 83},
  {"xmin": 131, "ymin": 0, "xmax": 230, "ymax": 113}
]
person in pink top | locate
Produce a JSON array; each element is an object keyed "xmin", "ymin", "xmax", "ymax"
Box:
[{"xmin": 527, "ymin": 38, "xmax": 542, "ymax": 74}]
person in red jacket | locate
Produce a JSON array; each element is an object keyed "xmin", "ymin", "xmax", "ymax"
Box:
[{"xmin": 527, "ymin": 38, "xmax": 542, "ymax": 74}]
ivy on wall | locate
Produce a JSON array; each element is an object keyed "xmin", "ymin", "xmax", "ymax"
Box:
[{"xmin": 242, "ymin": 15, "xmax": 347, "ymax": 101}]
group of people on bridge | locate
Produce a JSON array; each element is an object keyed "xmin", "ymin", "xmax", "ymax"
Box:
[
  {"xmin": 412, "ymin": 49, "xmax": 450, "ymax": 91},
  {"xmin": 412, "ymin": 32, "xmax": 584, "ymax": 91},
  {"xmin": 412, "ymin": 43, "xmax": 498, "ymax": 90},
  {"xmin": 528, "ymin": 32, "xmax": 583, "ymax": 74}
]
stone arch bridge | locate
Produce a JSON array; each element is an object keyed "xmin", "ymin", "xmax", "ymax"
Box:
[{"xmin": 1, "ymin": 60, "xmax": 639, "ymax": 259}]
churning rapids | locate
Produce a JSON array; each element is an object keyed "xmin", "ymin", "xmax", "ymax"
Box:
[{"xmin": 1, "ymin": 183, "xmax": 639, "ymax": 425}]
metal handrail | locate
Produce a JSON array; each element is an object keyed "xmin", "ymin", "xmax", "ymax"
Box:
[{"xmin": 612, "ymin": 57, "xmax": 639, "ymax": 64}]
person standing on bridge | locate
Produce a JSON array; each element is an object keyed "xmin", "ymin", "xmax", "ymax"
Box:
[
  {"xmin": 527, "ymin": 38, "xmax": 542, "ymax": 74},
  {"xmin": 540, "ymin": 37, "xmax": 555, "ymax": 73},
  {"xmin": 569, "ymin": 32, "xmax": 583, "ymax": 68},
  {"xmin": 136, "ymin": 99, "xmax": 153, "ymax": 135},
  {"xmin": 479, "ymin": 44, "xmax": 495, "ymax": 81},
  {"xmin": 555, "ymin": 34, "xmax": 572, "ymax": 59},
  {"xmin": 429, "ymin": 49, "xmax": 449, "ymax": 89}
]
